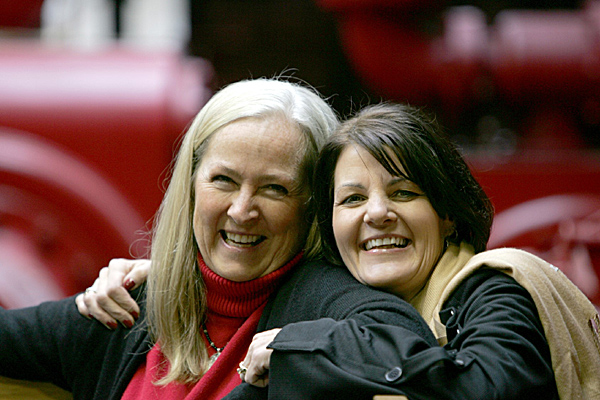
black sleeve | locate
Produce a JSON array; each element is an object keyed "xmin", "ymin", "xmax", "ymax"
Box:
[
  {"xmin": 0, "ymin": 288, "xmax": 150, "ymax": 399},
  {"xmin": 0, "ymin": 296, "xmax": 99, "ymax": 389},
  {"xmin": 224, "ymin": 382, "xmax": 268, "ymax": 399},
  {"xmin": 264, "ymin": 268, "xmax": 558, "ymax": 400}
]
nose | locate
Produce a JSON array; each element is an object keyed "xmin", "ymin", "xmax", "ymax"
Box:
[
  {"xmin": 227, "ymin": 188, "xmax": 259, "ymax": 224},
  {"xmin": 364, "ymin": 196, "xmax": 397, "ymax": 226}
]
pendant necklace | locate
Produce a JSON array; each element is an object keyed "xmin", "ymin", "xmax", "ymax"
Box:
[{"xmin": 203, "ymin": 324, "xmax": 225, "ymax": 368}]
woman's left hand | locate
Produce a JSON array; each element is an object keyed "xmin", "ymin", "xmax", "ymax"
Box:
[{"xmin": 240, "ymin": 328, "xmax": 281, "ymax": 387}]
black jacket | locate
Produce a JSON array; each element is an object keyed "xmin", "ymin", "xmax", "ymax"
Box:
[
  {"xmin": 229, "ymin": 268, "xmax": 558, "ymax": 399},
  {"xmin": 0, "ymin": 259, "xmax": 437, "ymax": 399}
]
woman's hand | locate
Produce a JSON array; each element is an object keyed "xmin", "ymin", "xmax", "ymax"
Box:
[
  {"xmin": 75, "ymin": 258, "xmax": 150, "ymax": 329},
  {"xmin": 240, "ymin": 328, "xmax": 281, "ymax": 387}
]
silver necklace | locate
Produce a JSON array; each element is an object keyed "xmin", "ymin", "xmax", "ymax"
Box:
[{"xmin": 202, "ymin": 324, "xmax": 225, "ymax": 368}]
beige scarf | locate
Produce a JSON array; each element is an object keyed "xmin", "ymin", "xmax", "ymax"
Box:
[{"xmin": 410, "ymin": 242, "xmax": 600, "ymax": 400}]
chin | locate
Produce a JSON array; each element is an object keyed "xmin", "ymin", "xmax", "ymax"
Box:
[
  {"xmin": 214, "ymin": 266, "xmax": 256, "ymax": 282},
  {"xmin": 359, "ymin": 274, "xmax": 395, "ymax": 289}
]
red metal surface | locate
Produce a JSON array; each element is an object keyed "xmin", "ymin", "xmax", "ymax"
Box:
[
  {"xmin": 0, "ymin": 43, "xmax": 214, "ymax": 223},
  {"xmin": 488, "ymin": 194, "xmax": 600, "ymax": 307},
  {"xmin": 0, "ymin": 128, "xmax": 146, "ymax": 306},
  {"xmin": 470, "ymin": 150, "xmax": 600, "ymax": 308},
  {"xmin": 468, "ymin": 150, "xmax": 600, "ymax": 213},
  {"xmin": 0, "ymin": 42, "xmax": 214, "ymax": 306},
  {"xmin": 0, "ymin": 0, "xmax": 43, "ymax": 28},
  {"xmin": 317, "ymin": 0, "xmax": 600, "ymax": 148}
]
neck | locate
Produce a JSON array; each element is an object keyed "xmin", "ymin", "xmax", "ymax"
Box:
[{"xmin": 199, "ymin": 252, "xmax": 303, "ymax": 318}]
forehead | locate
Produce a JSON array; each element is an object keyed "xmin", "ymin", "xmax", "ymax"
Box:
[
  {"xmin": 335, "ymin": 145, "xmax": 408, "ymax": 181},
  {"xmin": 202, "ymin": 116, "xmax": 306, "ymax": 175}
]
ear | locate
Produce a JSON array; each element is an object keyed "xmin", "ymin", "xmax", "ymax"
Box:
[{"xmin": 441, "ymin": 217, "xmax": 455, "ymax": 239}]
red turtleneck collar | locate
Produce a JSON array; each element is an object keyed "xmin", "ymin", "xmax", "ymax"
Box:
[{"xmin": 200, "ymin": 252, "xmax": 302, "ymax": 318}]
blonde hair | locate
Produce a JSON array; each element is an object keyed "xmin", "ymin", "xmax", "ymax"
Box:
[{"xmin": 147, "ymin": 78, "xmax": 338, "ymax": 384}]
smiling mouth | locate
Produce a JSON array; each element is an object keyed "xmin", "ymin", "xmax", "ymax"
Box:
[
  {"xmin": 221, "ymin": 231, "xmax": 266, "ymax": 247},
  {"xmin": 362, "ymin": 237, "xmax": 410, "ymax": 251}
]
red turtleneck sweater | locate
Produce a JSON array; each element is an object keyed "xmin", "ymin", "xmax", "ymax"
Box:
[{"xmin": 121, "ymin": 253, "xmax": 301, "ymax": 400}]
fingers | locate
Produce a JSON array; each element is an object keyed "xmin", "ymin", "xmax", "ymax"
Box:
[
  {"xmin": 78, "ymin": 258, "xmax": 149, "ymax": 329},
  {"xmin": 237, "ymin": 362, "xmax": 248, "ymax": 383},
  {"xmin": 241, "ymin": 328, "xmax": 281, "ymax": 387},
  {"xmin": 75, "ymin": 293, "xmax": 91, "ymax": 318},
  {"xmin": 243, "ymin": 348, "xmax": 271, "ymax": 386},
  {"xmin": 81, "ymin": 269, "xmax": 126, "ymax": 330},
  {"xmin": 82, "ymin": 288, "xmax": 121, "ymax": 330},
  {"xmin": 122, "ymin": 259, "xmax": 151, "ymax": 291},
  {"xmin": 97, "ymin": 262, "xmax": 140, "ymax": 325}
]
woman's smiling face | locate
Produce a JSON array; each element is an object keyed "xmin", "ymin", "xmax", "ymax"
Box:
[
  {"xmin": 332, "ymin": 145, "xmax": 453, "ymax": 299},
  {"xmin": 193, "ymin": 115, "xmax": 310, "ymax": 282}
]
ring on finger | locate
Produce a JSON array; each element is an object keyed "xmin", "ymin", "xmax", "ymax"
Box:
[
  {"xmin": 85, "ymin": 288, "xmax": 97, "ymax": 296},
  {"xmin": 237, "ymin": 362, "xmax": 247, "ymax": 379}
]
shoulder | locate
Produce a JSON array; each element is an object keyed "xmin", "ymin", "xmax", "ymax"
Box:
[
  {"xmin": 292, "ymin": 258, "xmax": 362, "ymax": 286},
  {"xmin": 284, "ymin": 258, "xmax": 400, "ymax": 302},
  {"xmin": 446, "ymin": 268, "xmax": 530, "ymax": 309},
  {"xmin": 263, "ymin": 259, "xmax": 414, "ymax": 327},
  {"xmin": 466, "ymin": 247, "xmax": 554, "ymax": 275},
  {"xmin": 271, "ymin": 259, "xmax": 360, "ymax": 303},
  {"xmin": 441, "ymin": 268, "xmax": 548, "ymax": 347},
  {"xmin": 443, "ymin": 246, "xmax": 551, "ymax": 312}
]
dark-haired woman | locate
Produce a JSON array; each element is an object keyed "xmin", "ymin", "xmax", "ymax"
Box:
[{"xmin": 241, "ymin": 103, "xmax": 599, "ymax": 399}]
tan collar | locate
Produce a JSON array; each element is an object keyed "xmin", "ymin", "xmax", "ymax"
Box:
[{"xmin": 409, "ymin": 242, "xmax": 474, "ymax": 343}]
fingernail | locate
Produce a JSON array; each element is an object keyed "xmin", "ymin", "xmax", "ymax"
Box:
[
  {"xmin": 131, "ymin": 310, "xmax": 139, "ymax": 320},
  {"xmin": 122, "ymin": 319, "xmax": 134, "ymax": 329},
  {"xmin": 87, "ymin": 314, "xmax": 94, "ymax": 320},
  {"xmin": 123, "ymin": 279, "xmax": 135, "ymax": 291},
  {"xmin": 106, "ymin": 321, "xmax": 118, "ymax": 330}
]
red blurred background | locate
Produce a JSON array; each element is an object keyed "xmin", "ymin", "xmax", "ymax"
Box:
[{"xmin": 0, "ymin": 0, "xmax": 598, "ymax": 309}]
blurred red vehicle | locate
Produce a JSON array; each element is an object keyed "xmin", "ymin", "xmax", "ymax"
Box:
[{"xmin": 0, "ymin": 42, "xmax": 214, "ymax": 307}]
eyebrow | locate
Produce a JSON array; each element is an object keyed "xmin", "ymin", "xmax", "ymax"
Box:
[
  {"xmin": 214, "ymin": 164, "xmax": 299, "ymax": 186},
  {"xmin": 335, "ymin": 176, "xmax": 410, "ymax": 192},
  {"xmin": 334, "ymin": 181, "xmax": 365, "ymax": 196},
  {"xmin": 388, "ymin": 176, "xmax": 410, "ymax": 186}
]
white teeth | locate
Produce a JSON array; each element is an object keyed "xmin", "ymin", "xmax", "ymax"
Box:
[
  {"xmin": 226, "ymin": 233, "xmax": 261, "ymax": 244},
  {"xmin": 364, "ymin": 237, "xmax": 408, "ymax": 251}
]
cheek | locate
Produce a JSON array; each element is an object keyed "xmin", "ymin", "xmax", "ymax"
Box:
[
  {"xmin": 411, "ymin": 204, "xmax": 445, "ymax": 240},
  {"xmin": 262, "ymin": 199, "xmax": 308, "ymax": 245},
  {"xmin": 332, "ymin": 212, "xmax": 353, "ymax": 260},
  {"xmin": 332, "ymin": 212, "xmax": 342, "ymax": 246},
  {"xmin": 192, "ymin": 204, "xmax": 207, "ymax": 246},
  {"xmin": 193, "ymin": 192, "xmax": 221, "ymax": 237},
  {"xmin": 279, "ymin": 204, "xmax": 303, "ymax": 228},
  {"xmin": 282, "ymin": 202, "xmax": 309, "ymax": 236},
  {"xmin": 417, "ymin": 216, "xmax": 447, "ymax": 256}
]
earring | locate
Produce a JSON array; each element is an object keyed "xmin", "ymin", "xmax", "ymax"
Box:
[{"xmin": 444, "ymin": 227, "xmax": 458, "ymax": 249}]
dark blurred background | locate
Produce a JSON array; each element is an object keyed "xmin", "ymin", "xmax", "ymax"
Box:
[{"xmin": 0, "ymin": 0, "xmax": 599, "ymax": 309}]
